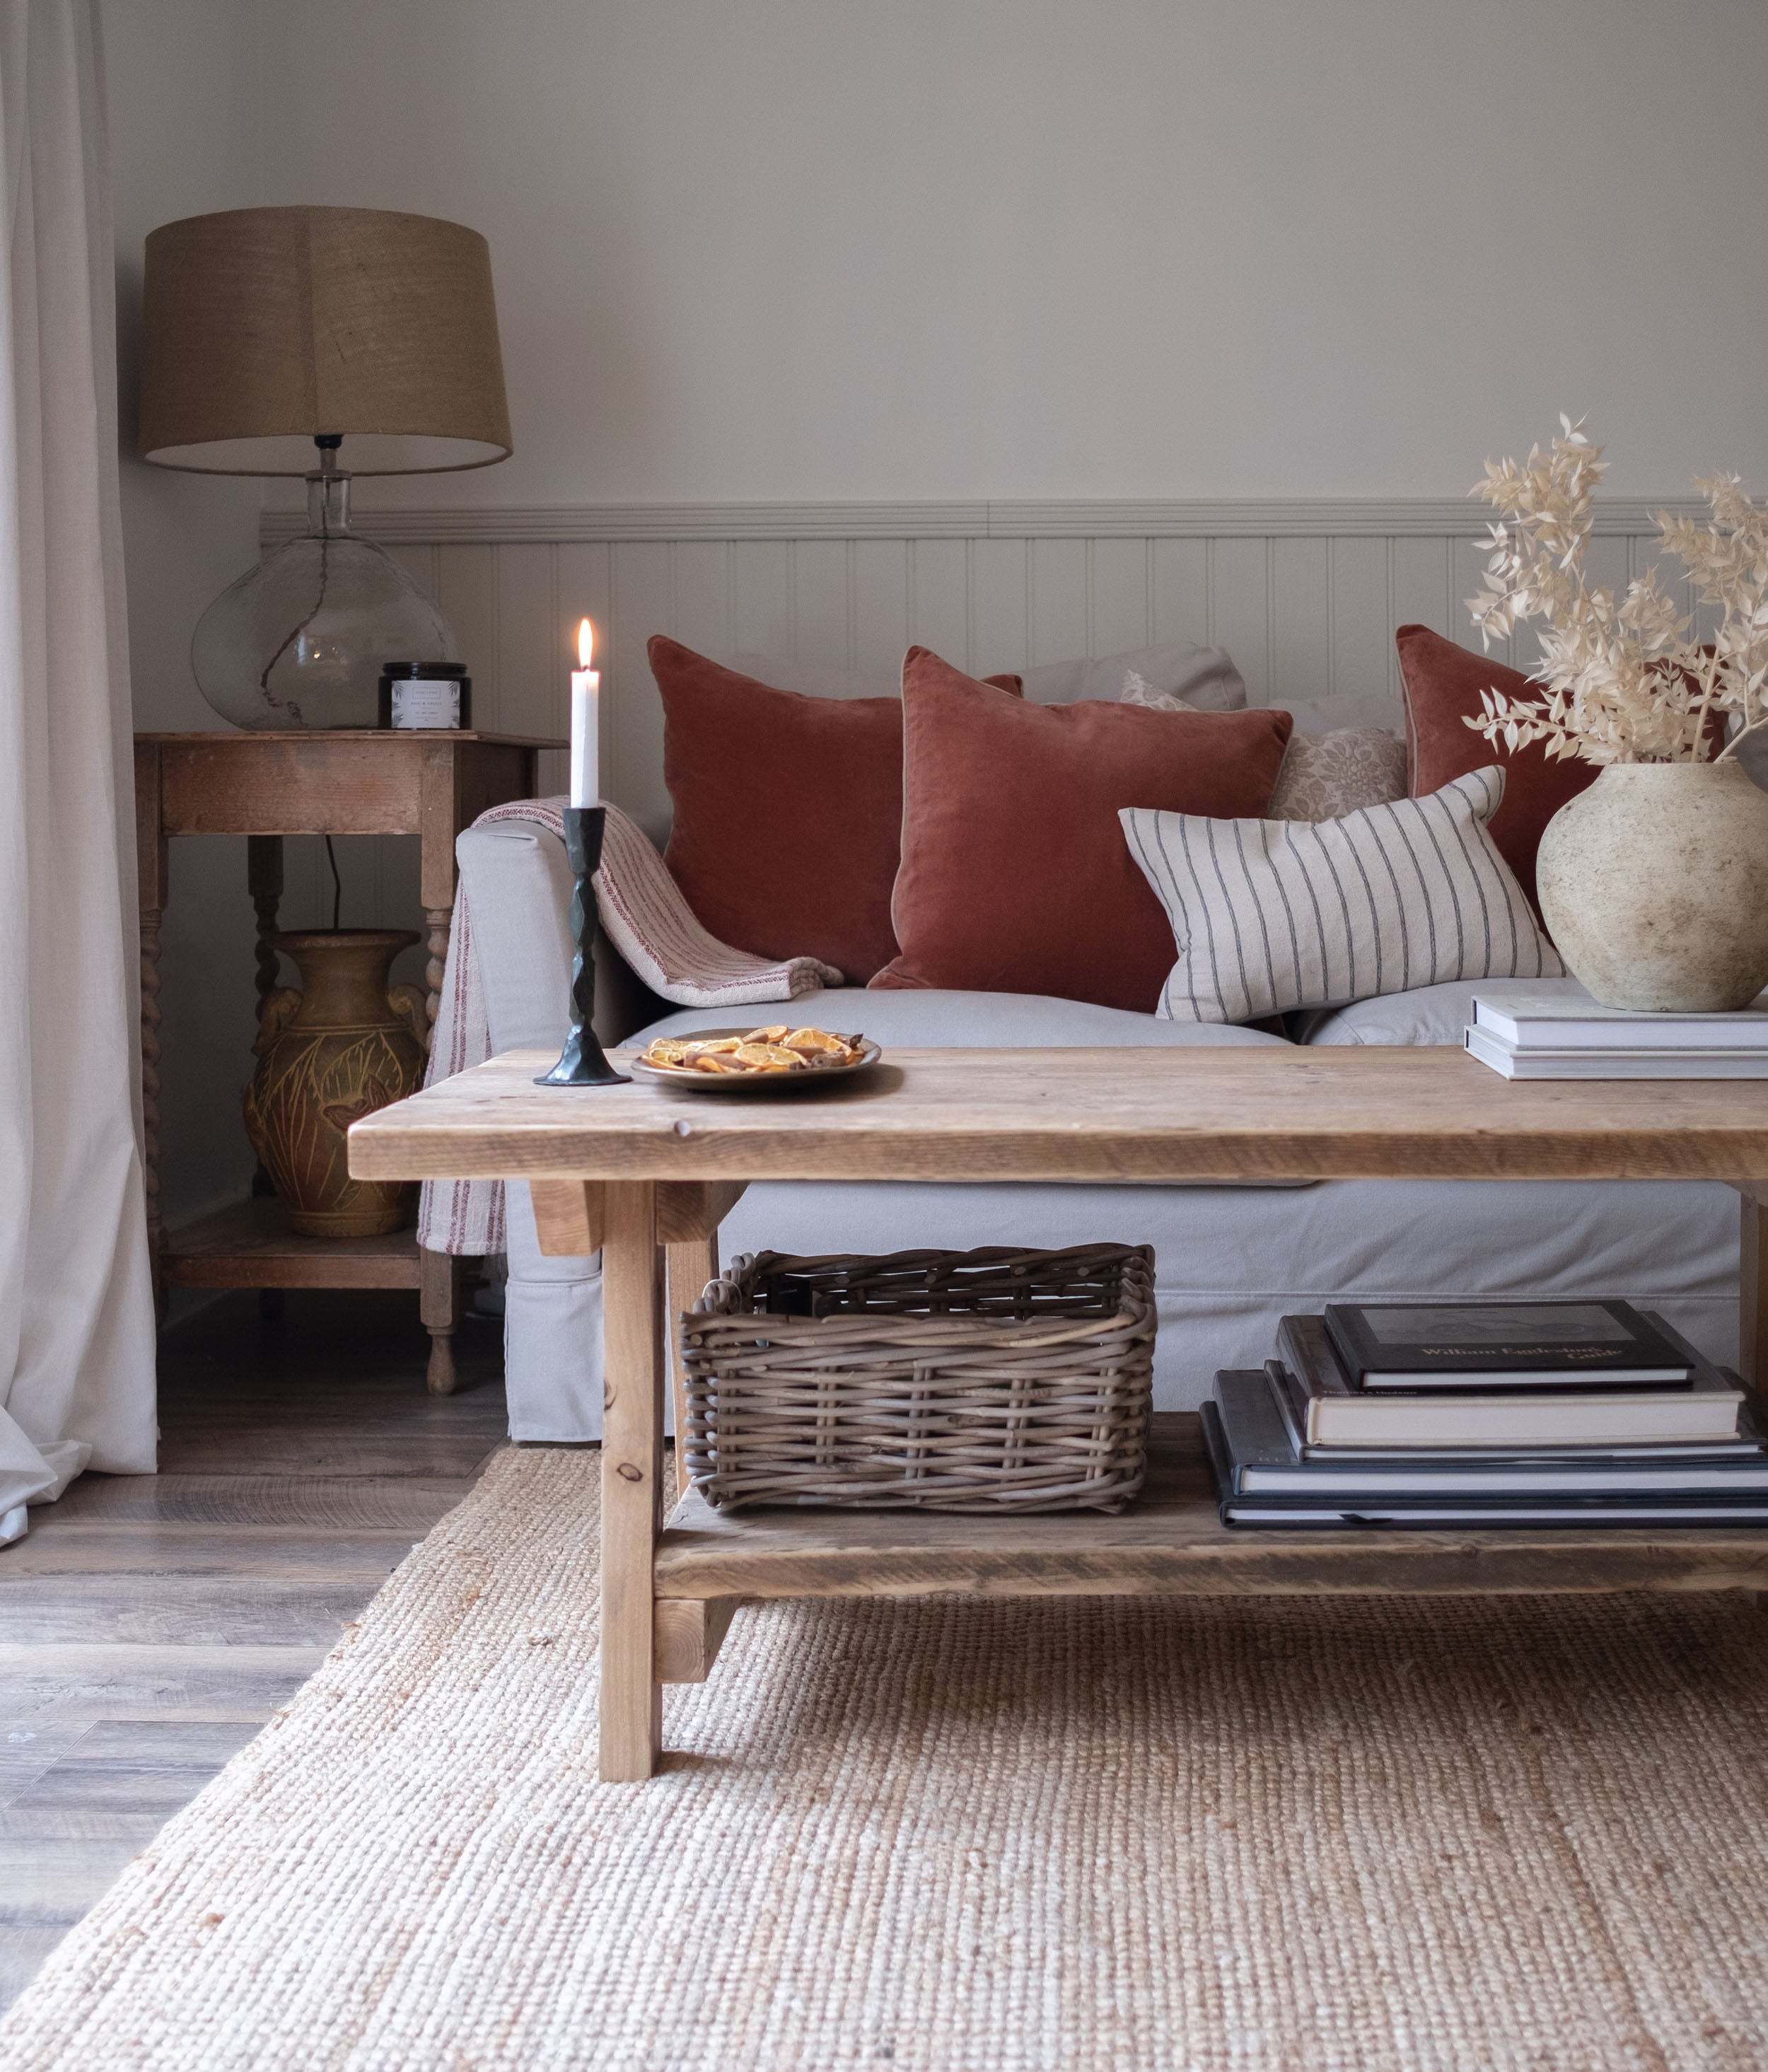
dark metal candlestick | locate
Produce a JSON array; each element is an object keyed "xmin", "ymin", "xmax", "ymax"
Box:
[{"xmin": 535, "ymin": 805, "xmax": 630, "ymax": 1087}]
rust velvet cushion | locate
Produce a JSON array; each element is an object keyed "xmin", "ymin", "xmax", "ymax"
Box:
[
  {"xmin": 653, "ymin": 637, "xmax": 1018, "ymax": 984},
  {"xmin": 871, "ymin": 646, "xmax": 1293, "ymax": 1011},
  {"xmin": 1395, "ymin": 624, "xmax": 1598, "ymax": 915}
]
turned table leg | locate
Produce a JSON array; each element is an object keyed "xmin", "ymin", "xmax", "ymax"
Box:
[
  {"xmin": 424, "ymin": 907, "xmax": 450, "ymax": 1042},
  {"xmin": 419, "ymin": 1246, "xmax": 463, "ymax": 1395},
  {"xmin": 600, "ymin": 1180, "xmax": 665, "ymax": 1781}
]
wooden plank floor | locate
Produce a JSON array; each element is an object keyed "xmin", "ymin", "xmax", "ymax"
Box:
[{"xmin": 0, "ymin": 1289, "xmax": 506, "ymax": 2014}]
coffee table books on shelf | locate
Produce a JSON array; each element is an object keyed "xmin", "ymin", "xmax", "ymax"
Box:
[
  {"xmin": 1204, "ymin": 1303, "xmax": 1768, "ymax": 1528},
  {"xmin": 1467, "ymin": 982, "xmax": 1768, "ymax": 1079}
]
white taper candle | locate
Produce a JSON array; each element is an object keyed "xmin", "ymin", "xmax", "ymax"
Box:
[{"xmin": 569, "ymin": 617, "xmax": 599, "ymax": 806}]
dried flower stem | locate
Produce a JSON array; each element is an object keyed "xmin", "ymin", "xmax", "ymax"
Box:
[{"xmin": 1463, "ymin": 419, "xmax": 1768, "ymax": 767}]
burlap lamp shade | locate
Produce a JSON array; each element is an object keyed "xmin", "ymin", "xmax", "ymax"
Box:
[{"xmin": 140, "ymin": 206, "xmax": 512, "ymax": 475}]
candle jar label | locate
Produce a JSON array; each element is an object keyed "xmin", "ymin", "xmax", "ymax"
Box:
[{"xmin": 390, "ymin": 677, "xmax": 460, "ymax": 728}]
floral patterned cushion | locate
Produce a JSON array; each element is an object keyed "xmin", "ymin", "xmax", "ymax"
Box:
[{"xmin": 1122, "ymin": 671, "xmax": 1406, "ymax": 822}]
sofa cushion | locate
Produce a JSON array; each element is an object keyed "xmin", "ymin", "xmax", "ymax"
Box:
[
  {"xmin": 871, "ymin": 647, "xmax": 1292, "ymax": 1013},
  {"xmin": 1269, "ymin": 726, "xmax": 1409, "ymax": 822},
  {"xmin": 629, "ymin": 984, "xmax": 1291, "ymax": 1053},
  {"xmin": 1295, "ymin": 978, "xmax": 1490, "ymax": 1048},
  {"xmin": 652, "ymin": 636, "xmax": 1021, "ymax": 986},
  {"xmin": 1124, "ymin": 767, "xmax": 1561, "ymax": 1024},
  {"xmin": 1396, "ymin": 624, "xmax": 1599, "ymax": 915},
  {"xmin": 1023, "ymin": 641, "xmax": 1245, "ymax": 710}
]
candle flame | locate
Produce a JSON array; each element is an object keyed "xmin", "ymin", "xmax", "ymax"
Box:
[{"xmin": 576, "ymin": 618, "xmax": 595, "ymax": 669}]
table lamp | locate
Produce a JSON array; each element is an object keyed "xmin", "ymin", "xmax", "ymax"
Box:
[{"xmin": 139, "ymin": 205, "xmax": 513, "ymax": 731}]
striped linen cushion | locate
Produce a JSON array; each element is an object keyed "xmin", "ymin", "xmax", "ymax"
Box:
[{"xmin": 1120, "ymin": 766, "xmax": 1561, "ymax": 1025}]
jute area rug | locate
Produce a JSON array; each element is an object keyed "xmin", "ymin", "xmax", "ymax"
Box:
[{"xmin": 4, "ymin": 1449, "xmax": 1768, "ymax": 2072}]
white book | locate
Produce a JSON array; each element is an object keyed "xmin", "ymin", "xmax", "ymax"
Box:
[
  {"xmin": 1473, "ymin": 981, "xmax": 1768, "ymax": 1052},
  {"xmin": 1465, "ymin": 1025, "xmax": 1768, "ymax": 1080}
]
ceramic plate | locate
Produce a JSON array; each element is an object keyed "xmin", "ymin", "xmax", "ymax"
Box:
[{"xmin": 628, "ymin": 1028, "xmax": 883, "ymax": 1093}]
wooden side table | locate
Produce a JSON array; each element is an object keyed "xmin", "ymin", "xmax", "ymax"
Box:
[{"xmin": 134, "ymin": 729, "xmax": 564, "ymax": 1392}]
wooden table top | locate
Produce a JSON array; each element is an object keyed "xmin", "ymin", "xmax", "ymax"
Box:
[{"xmin": 348, "ymin": 1043, "xmax": 1768, "ymax": 1187}]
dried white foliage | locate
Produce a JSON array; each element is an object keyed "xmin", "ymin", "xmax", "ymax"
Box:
[{"xmin": 1463, "ymin": 417, "xmax": 1768, "ymax": 764}]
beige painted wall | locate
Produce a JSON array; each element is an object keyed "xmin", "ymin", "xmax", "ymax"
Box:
[{"xmin": 249, "ymin": 0, "xmax": 1768, "ymax": 511}]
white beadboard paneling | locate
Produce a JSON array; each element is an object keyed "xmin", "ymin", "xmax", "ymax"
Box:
[
  {"xmin": 670, "ymin": 539, "xmax": 733, "ymax": 663},
  {"xmin": 436, "ymin": 545, "xmax": 501, "ymax": 730},
  {"xmin": 1271, "ymin": 537, "xmax": 1329, "ymax": 710},
  {"xmin": 610, "ymin": 541, "xmax": 673, "ymax": 834},
  {"xmin": 970, "ymin": 537, "xmax": 1030, "ymax": 676},
  {"xmin": 731, "ymin": 540, "xmax": 793, "ymax": 659},
  {"xmin": 907, "ymin": 537, "xmax": 969, "ymax": 667},
  {"xmin": 1029, "ymin": 538, "xmax": 1089, "ymax": 669},
  {"xmin": 1330, "ymin": 535, "xmax": 1397, "ymax": 728},
  {"xmin": 1088, "ymin": 537, "xmax": 1152, "ymax": 656},
  {"xmin": 493, "ymin": 543, "xmax": 557, "ymax": 742},
  {"xmin": 1151, "ymin": 538, "xmax": 1209, "ymax": 650},
  {"xmin": 852, "ymin": 540, "xmax": 910, "ymax": 681},
  {"xmin": 791, "ymin": 540, "xmax": 851, "ymax": 669},
  {"xmin": 1390, "ymin": 536, "xmax": 1453, "ymax": 644},
  {"xmin": 1208, "ymin": 537, "xmax": 1271, "ymax": 706}
]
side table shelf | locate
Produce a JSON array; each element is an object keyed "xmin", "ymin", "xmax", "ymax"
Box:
[
  {"xmin": 161, "ymin": 1199, "xmax": 423, "ymax": 1291},
  {"xmin": 136, "ymin": 728, "xmax": 564, "ymax": 1390}
]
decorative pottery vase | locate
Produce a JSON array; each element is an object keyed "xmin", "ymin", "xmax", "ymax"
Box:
[
  {"xmin": 244, "ymin": 930, "xmax": 428, "ymax": 1236},
  {"xmin": 1535, "ymin": 761, "xmax": 1768, "ymax": 1011}
]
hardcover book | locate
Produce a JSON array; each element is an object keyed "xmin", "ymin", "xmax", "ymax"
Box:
[
  {"xmin": 1322, "ymin": 1299, "xmax": 1692, "ymax": 1390},
  {"xmin": 1472, "ymin": 984, "xmax": 1768, "ymax": 1051},
  {"xmin": 1214, "ymin": 1370, "xmax": 1768, "ymax": 1497},
  {"xmin": 1464, "ymin": 1025, "xmax": 1768, "ymax": 1081},
  {"xmin": 1202, "ymin": 1375, "xmax": 1768, "ymax": 1528},
  {"xmin": 1273, "ymin": 1315, "xmax": 1741, "ymax": 1449}
]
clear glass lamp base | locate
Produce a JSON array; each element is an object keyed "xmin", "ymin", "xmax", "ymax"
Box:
[{"xmin": 192, "ymin": 472, "xmax": 458, "ymax": 731}]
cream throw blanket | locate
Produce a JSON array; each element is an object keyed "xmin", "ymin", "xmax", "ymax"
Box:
[{"xmin": 417, "ymin": 799, "xmax": 839, "ymax": 1255}]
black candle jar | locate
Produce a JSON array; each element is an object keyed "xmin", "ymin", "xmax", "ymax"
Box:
[{"xmin": 378, "ymin": 662, "xmax": 472, "ymax": 730}]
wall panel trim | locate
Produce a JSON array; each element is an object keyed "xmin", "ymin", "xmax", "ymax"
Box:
[{"xmin": 262, "ymin": 494, "xmax": 1704, "ymax": 549}]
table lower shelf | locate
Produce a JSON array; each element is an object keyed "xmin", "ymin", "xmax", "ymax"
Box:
[
  {"xmin": 656, "ymin": 1413, "xmax": 1768, "ymax": 1602},
  {"xmin": 161, "ymin": 1197, "xmax": 424, "ymax": 1291}
]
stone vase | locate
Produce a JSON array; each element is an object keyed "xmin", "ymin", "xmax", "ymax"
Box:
[
  {"xmin": 244, "ymin": 929, "xmax": 428, "ymax": 1236},
  {"xmin": 1535, "ymin": 760, "xmax": 1768, "ymax": 1011}
]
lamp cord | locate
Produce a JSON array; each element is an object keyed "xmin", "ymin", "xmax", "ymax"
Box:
[{"xmin": 325, "ymin": 835, "xmax": 342, "ymax": 931}]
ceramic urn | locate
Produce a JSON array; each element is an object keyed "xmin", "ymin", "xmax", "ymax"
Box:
[
  {"xmin": 1535, "ymin": 760, "xmax": 1768, "ymax": 1012},
  {"xmin": 244, "ymin": 929, "xmax": 429, "ymax": 1236}
]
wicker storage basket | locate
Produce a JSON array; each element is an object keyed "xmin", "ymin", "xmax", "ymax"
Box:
[{"xmin": 680, "ymin": 1243, "xmax": 1156, "ymax": 1513}]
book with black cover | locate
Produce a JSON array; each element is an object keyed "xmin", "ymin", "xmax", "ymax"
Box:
[
  {"xmin": 1322, "ymin": 1299, "xmax": 1692, "ymax": 1390},
  {"xmin": 1202, "ymin": 1374, "xmax": 1768, "ymax": 1527},
  {"xmin": 1274, "ymin": 1313, "xmax": 1743, "ymax": 1448},
  {"xmin": 1214, "ymin": 1370, "xmax": 1768, "ymax": 1496}
]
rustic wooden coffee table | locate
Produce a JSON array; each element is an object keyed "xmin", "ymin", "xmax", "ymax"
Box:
[{"xmin": 349, "ymin": 1045, "xmax": 1768, "ymax": 1781}]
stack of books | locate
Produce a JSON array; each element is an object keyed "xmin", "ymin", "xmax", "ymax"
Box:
[
  {"xmin": 1465, "ymin": 982, "xmax": 1768, "ymax": 1078},
  {"xmin": 1202, "ymin": 1298, "xmax": 1768, "ymax": 1527}
]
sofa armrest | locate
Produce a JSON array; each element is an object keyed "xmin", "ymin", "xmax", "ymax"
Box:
[{"xmin": 455, "ymin": 821, "xmax": 668, "ymax": 1051}]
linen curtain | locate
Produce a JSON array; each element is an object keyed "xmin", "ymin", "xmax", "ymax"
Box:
[{"xmin": 0, "ymin": 0, "xmax": 156, "ymax": 1544}]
